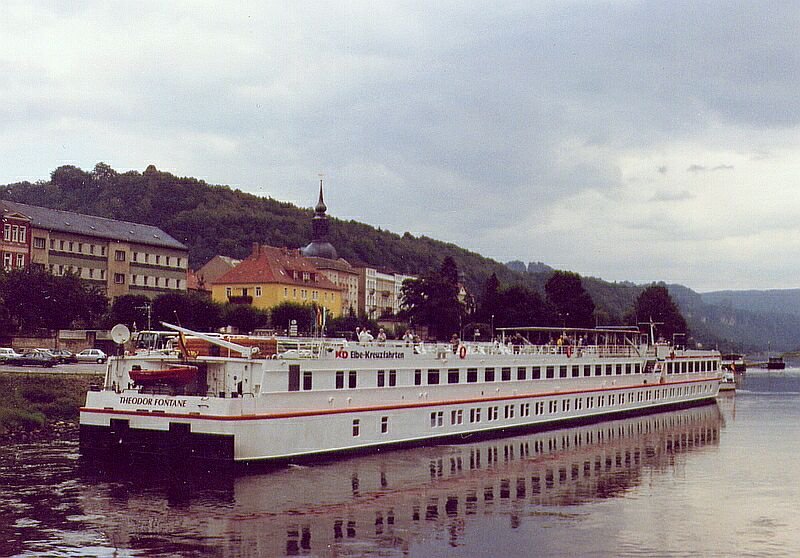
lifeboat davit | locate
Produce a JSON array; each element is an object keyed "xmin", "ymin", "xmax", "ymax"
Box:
[{"xmin": 130, "ymin": 365, "xmax": 198, "ymax": 386}]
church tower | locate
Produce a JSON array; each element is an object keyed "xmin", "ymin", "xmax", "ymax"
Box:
[{"xmin": 302, "ymin": 178, "xmax": 338, "ymax": 260}]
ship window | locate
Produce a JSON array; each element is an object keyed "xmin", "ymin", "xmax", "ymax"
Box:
[
  {"xmin": 546, "ymin": 366, "xmax": 554, "ymax": 379},
  {"xmin": 450, "ymin": 409, "xmax": 463, "ymax": 424},
  {"xmin": 467, "ymin": 368, "xmax": 478, "ymax": 383},
  {"xmin": 349, "ymin": 370, "xmax": 357, "ymax": 388},
  {"xmin": 504, "ymin": 404, "xmax": 515, "ymax": 419},
  {"xmin": 517, "ymin": 367, "xmax": 526, "ymax": 380},
  {"xmin": 559, "ymin": 366, "xmax": 567, "ymax": 378},
  {"xmin": 484, "ymin": 367, "xmax": 495, "ymax": 382},
  {"xmin": 378, "ymin": 369, "xmax": 385, "ymax": 387},
  {"xmin": 288, "ymin": 365, "xmax": 300, "ymax": 391},
  {"xmin": 616, "ymin": 364, "xmax": 623, "ymax": 375},
  {"xmin": 681, "ymin": 362, "xmax": 687, "ymax": 373},
  {"xmin": 303, "ymin": 371, "xmax": 312, "ymax": 390},
  {"xmin": 626, "ymin": 363, "xmax": 632, "ymax": 374},
  {"xmin": 389, "ymin": 369, "xmax": 397, "ymax": 387},
  {"xmin": 335, "ymin": 371, "xmax": 344, "ymax": 389},
  {"xmin": 689, "ymin": 361, "xmax": 695, "ymax": 373},
  {"xmin": 414, "ymin": 369, "xmax": 422, "ymax": 385},
  {"xmin": 605, "ymin": 364, "xmax": 613, "ymax": 376},
  {"xmin": 501, "ymin": 367, "xmax": 511, "ymax": 381},
  {"xmin": 381, "ymin": 416, "xmax": 389, "ymax": 434},
  {"xmin": 521, "ymin": 403, "xmax": 530, "ymax": 417},
  {"xmin": 352, "ymin": 419, "xmax": 360, "ymax": 437},
  {"xmin": 635, "ymin": 363, "xmax": 641, "ymax": 374},
  {"xmin": 532, "ymin": 366, "xmax": 541, "ymax": 379},
  {"xmin": 712, "ymin": 361, "xmax": 718, "ymax": 371},
  {"xmin": 430, "ymin": 411, "xmax": 444, "ymax": 427},
  {"xmin": 427, "ymin": 369, "xmax": 440, "ymax": 385},
  {"xmin": 583, "ymin": 365, "xmax": 591, "ymax": 377},
  {"xmin": 448, "ymin": 369, "xmax": 459, "ymax": 384},
  {"xmin": 571, "ymin": 365, "xmax": 579, "ymax": 378},
  {"xmin": 470, "ymin": 408, "xmax": 481, "ymax": 423}
]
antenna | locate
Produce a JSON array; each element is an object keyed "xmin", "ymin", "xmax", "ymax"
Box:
[
  {"xmin": 638, "ymin": 318, "xmax": 664, "ymax": 345},
  {"xmin": 135, "ymin": 303, "xmax": 153, "ymax": 331}
]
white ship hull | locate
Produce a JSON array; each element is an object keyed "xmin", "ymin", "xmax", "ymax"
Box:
[{"xmin": 80, "ymin": 328, "xmax": 723, "ymax": 464}]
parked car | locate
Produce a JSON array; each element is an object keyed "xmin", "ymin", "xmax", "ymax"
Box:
[
  {"xmin": 0, "ymin": 347, "xmax": 22, "ymax": 362},
  {"xmin": 49, "ymin": 349, "xmax": 78, "ymax": 364},
  {"xmin": 6, "ymin": 351, "xmax": 59, "ymax": 367},
  {"xmin": 75, "ymin": 348, "xmax": 108, "ymax": 363}
]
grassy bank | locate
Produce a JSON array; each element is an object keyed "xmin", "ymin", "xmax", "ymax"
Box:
[{"xmin": 0, "ymin": 371, "xmax": 103, "ymax": 439}]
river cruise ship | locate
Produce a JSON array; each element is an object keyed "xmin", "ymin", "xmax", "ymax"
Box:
[{"xmin": 79, "ymin": 324, "xmax": 723, "ymax": 464}]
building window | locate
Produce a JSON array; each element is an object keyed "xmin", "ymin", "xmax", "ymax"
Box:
[
  {"xmin": 19, "ymin": 226, "xmax": 25, "ymax": 243},
  {"xmin": 2, "ymin": 224, "xmax": 9, "ymax": 241},
  {"xmin": 226, "ymin": 287, "xmax": 232, "ymax": 297},
  {"xmin": 2, "ymin": 253, "xmax": 11, "ymax": 270},
  {"xmin": 352, "ymin": 419, "xmax": 360, "ymax": 437},
  {"xmin": 89, "ymin": 244, "xmax": 95, "ymax": 254},
  {"xmin": 33, "ymin": 237, "xmax": 45, "ymax": 249},
  {"xmin": 11, "ymin": 225, "xmax": 19, "ymax": 242},
  {"xmin": 155, "ymin": 255, "xmax": 160, "ymax": 264},
  {"xmin": 255, "ymin": 286, "xmax": 262, "ymax": 297},
  {"xmin": 114, "ymin": 250, "xmax": 125, "ymax": 261},
  {"xmin": 15, "ymin": 254, "xmax": 24, "ymax": 268},
  {"xmin": 114, "ymin": 273, "xmax": 125, "ymax": 284}
]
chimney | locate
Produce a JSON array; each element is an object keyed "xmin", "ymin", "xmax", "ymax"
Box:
[{"xmin": 252, "ymin": 242, "xmax": 260, "ymax": 257}]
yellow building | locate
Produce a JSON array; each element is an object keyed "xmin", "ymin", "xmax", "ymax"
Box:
[{"xmin": 211, "ymin": 244, "xmax": 344, "ymax": 317}]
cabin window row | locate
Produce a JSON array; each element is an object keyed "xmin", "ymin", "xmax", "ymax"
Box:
[{"xmin": 666, "ymin": 360, "xmax": 718, "ymax": 374}]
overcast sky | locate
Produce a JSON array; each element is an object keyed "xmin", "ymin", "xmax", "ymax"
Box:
[{"xmin": 2, "ymin": 1, "xmax": 798, "ymax": 292}]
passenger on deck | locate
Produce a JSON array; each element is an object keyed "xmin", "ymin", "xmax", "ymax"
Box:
[{"xmin": 377, "ymin": 328, "xmax": 387, "ymax": 344}]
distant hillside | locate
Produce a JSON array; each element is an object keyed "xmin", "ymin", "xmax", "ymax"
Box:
[
  {"xmin": 701, "ymin": 289, "xmax": 800, "ymax": 318},
  {"xmin": 0, "ymin": 164, "xmax": 529, "ymax": 297}
]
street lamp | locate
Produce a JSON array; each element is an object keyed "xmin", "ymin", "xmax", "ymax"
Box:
[{"xmin": 491, "ymin": 314, "xmax": 494, "ymax": 342}]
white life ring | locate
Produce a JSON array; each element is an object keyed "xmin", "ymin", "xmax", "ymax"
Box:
[{"xmin": 458, "ymin": 345, "xmax": 467, "ymax": 359}]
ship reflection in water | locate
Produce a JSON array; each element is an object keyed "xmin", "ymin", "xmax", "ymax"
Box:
[{"xmin": 76, "ymin": 403, "xmax": 723, "ymax": 556}]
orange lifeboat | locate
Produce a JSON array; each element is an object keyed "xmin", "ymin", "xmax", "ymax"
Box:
[{"xmin": 130, "ymin": 365, "xmax": 198, "ymax": 386}]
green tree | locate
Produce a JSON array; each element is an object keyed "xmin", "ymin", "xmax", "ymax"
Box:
[
  {"xmin": 152, "ymin": 292, "xmax": 223, "ymax": 331},
  {"xmin": 106, "ymin": 294, "xmax": 151, "ymax": 329},
  {"xmin": 0, "ymin": 268, "xmax": 107, "ymax": 332},
  {"xmin": 270, "ymin": 302, "xmax": 314, "ymax": 334},
  {"xmin": 400, "ymin": 258, "xmax": 465, "ymax": 340},
  {"xmin": 495, "ymin": 285, "xmax": 555, "ymax": 328},
  {"xmin": 545, "ymin": 271, "xmax": 595, "ymax": 328},
  {"xmin": 222, "ymin": 304, "xmax": 269, "ymax": 334},
  {"xmin": 626, "ymin": 284, "xmax": 688, "ymax": 342}
]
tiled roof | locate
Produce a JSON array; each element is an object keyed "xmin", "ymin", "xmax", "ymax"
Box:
[
  {"xmin": 214, "ymin": 245, "xmax": 341, "ymax": 290},
  {"xmin": 0, "ymin": 200, "xmax": 187, "ymax": 250}
]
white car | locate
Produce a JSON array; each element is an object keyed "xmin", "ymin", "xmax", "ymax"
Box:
[
  {"xmin": 0, "ymin": 347, "xmax": 21, "ymax": 361},
  {"xmin": 75, "ymin": 348, "xmax": 108, "ymax": 363}
]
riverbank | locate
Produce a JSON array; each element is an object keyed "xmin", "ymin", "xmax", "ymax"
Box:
[{"xmin": 0, "ymin": 370, "xmax": 102, "ymax": 442}]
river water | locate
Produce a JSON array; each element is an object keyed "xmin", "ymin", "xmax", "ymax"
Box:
[{"xmin": 2, "ymin": 370, "xmax": 800, "ymax": 557}]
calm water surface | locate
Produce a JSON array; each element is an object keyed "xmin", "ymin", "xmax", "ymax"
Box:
[{"xmin": 3, "ymin": 370, "xmax": 800, "ymax": 557}]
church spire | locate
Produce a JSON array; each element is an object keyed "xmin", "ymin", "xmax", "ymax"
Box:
[{"xmin": 302, "ymin": 176, "xmax": 338, "ymax": 260}]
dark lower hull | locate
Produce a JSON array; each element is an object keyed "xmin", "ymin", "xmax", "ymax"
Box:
[{"xmin": 79, "ymin": 397, "xmax": 717, "ymax": 468}]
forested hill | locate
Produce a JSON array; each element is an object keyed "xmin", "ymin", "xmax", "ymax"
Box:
[{"xmin": 0, "ymin": 163, "xmax": 528, "ymax": 294}]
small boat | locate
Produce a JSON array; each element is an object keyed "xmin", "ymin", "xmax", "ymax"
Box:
[
  {"xmin": 721, "ymin": 353, "xmax": 746, "ymax": 373},
  {"xmin": 719, "ymin": 370, "xmax": 736, "ymax": 392},
  {"xmin": 129, "ymin": 365, "xmax": 198, "ymax": 386},
  {"xmin": 765, "ymin": 357, "xmax": 786, "ymax": 370}
]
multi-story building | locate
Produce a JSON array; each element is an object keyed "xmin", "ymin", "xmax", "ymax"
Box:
[
  {"xmin": 0, "ymin": 200, "xmax": 189, "ymax": 299},
  {"xmin": 0, "ymin": 205, "xmax": 31, "ymax": 271},
  {"xmin": 356, "ymin": 266, "xmax": 416, "ymax": 320},
  {"xmin": 211, "ymin": 244, "xmax": 344, "ymax": 317},
  {"xmin": 305, "ymin": 256, "xmax": 359, "ymax": 316},
  {"xmin": 195, "ymin": 255, "xmax": 241, "ymax": 292}
]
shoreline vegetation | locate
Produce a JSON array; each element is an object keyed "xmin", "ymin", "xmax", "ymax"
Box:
[{"xmin": 0, "ymin": 371, "xmax": 102, "ymax": 443}]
